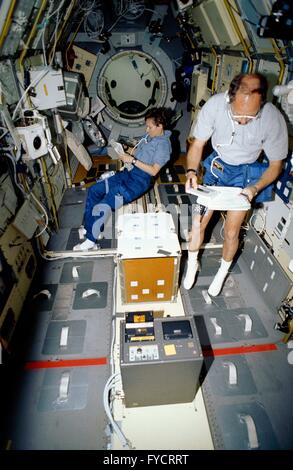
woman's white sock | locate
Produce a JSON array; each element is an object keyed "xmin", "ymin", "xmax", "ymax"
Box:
[{"xmin": 73, "ymin": 238, "xmax": 96, "ymax": 251}]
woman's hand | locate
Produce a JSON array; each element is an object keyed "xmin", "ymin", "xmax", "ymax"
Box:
[
  {"xmin": 126, "ymin": 146, "xmax": 135, "ymax": 155},
  {"xmin": 119, "ymin": 153, "xmax": 134, "ymax": 164}
]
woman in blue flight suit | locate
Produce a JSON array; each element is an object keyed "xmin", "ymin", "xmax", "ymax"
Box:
[{"xmin": 74, "ymin": 107, "xmax": 172, "ymax": 251}]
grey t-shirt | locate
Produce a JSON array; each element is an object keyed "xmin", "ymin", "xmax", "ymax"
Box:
[{"xmin": 191, "ymin": 92, "xmax": 288, "ymax": 165}]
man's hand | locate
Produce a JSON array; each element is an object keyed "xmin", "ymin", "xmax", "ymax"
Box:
[
  {"xmin": 185, "ymin": 138, "xmax": 206, "ymax": 193},
  {"xmin": 241, "ymin": 185, "xmax": 258, "ymax": 202},
  {"xmin": 185, "ymin": 171, "xmax": 198, "ymax": 192}
]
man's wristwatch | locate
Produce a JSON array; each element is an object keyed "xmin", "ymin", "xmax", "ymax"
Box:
[
  {"xmin": 186, "ymin": 168, "xmax": 198, "ymax": 175},
  {"xmin": 132, "ymin": 157, "xmax": 137, "ymax": 165}
]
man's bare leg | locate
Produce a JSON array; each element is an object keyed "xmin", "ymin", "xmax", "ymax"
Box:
[
  {"xmin": 183, "ymin": 208, "xmax": 214, "ymax": 290},
  {"xmin": 208, "ymin": 210, "xmax": 248, "ymax": 296}
]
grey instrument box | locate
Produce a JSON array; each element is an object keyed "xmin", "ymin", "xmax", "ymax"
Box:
[
  {"xmin": 120, "ymin": 316, "xmax": 203, "ymax": 407},
  {"xmin": 58, "ymin": 72, "xmax": 84, "ymax": 120}
]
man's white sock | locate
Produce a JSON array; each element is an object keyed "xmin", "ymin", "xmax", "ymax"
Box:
[
  {"xmin": 183, "ymin": 250, "xmax": 199, "ymax": 290},
  {"xmin": 208, "ymin": 258, "xmax": 232, "ymax": 296}
]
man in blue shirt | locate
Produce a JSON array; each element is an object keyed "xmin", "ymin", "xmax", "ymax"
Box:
[{"xmin": 74, "ymin": 107, "xmax": 172, "ymax": 251}]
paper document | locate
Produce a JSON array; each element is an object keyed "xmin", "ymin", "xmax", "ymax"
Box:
[
  {"xmin": 187, "ymin": 185, "xmax": 251, "ymax": 211},
  {"xmin": 109, "ymin": 139, "xmax": 124, "ymax": 155}
]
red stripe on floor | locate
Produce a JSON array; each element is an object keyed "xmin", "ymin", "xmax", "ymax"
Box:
[
  {"xmin": 24, "ymin": 357, "xmax": 108, "ymax": 370},
  {"xmin": 24, "ymin": 345, "xmax": 277, "ymax": 368},
  {"xmin": 202, "ymin": 343, "xmax": 277, "ymax": 357}
]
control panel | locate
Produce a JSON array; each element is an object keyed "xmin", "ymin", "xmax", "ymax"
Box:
[
  {"xmin": 120, "ymin": 315, "xmax": 203, "ymax": 407},
  {"xmin": 129, "ymin": 344, "xmax": 159, "ymax": 362}
]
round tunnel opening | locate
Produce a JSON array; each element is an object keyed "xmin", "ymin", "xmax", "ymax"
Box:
[{"xmin": 97, "ymin": 49, "xmax": 168, "ymax": 126}]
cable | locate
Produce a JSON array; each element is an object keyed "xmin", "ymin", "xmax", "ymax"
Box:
[
  {"xmin": 29, "ymin": 190, "xmax": 49, "ymax": 238},
  {"xmin": 41, "ymin": 3, "xmax": 54, "ymax": 66},
  {"xmin": 48, "ymin": 0, "xmax": 78, "ymax": 64},
  {"xmin": 12, "ymin": 67, "xmax": 50, "ymax": 120},
  {"xmin": 19, "ymin": 0, "xmax": 48, "ymax": 70},
  {"xmin": 107, "ymin": 5, "xmax": 130, "ymax": 33},
  {"xmin": 0, "ymin": 127, "xmax": 9, "ymax": 141},
  {"xmin": 210, "ymin": 155, "xmax": 219, "ymax": 179},
  {"xmin": 2, "ymin": 151, "xmax": 27, "ymax": 197},
  {"xmin": 108, "ymin": 1, "xmax": 146, "ymax": 33},
  {"xmin": 45, "ymin": 0, "xmax": 67, "ymax": 21},
  {"xmin": 124, "ymin": 0, "xmax": 145, "ymax": 20},
  {"xmin": 62, "ymin": 128, "xmax": 73, "ymax": 186},
  {"xmin": 84, "ymin": 9, "xmax": 104, "ymax": 39},
  {"xmin": 242, "ymin": 18, "xmax": 258, "ymax": 27},
  {"xmin": 2, "ymin": 151, "xmax": 51, "ymax": 242},
  {"xmin": 119, "ymin": 135, "xmax": 147, "ymax": 171},
  {"xmin": 3, "ymin": 151, "xmax": 50, "ymax": 239},
  {"xmin": 110, "ymin": 266, "xmax": 117, "ymax": 374},
  {"xmin": 37, "ymin": 247, "xmax": 116, "ymax": 261},
  {"xmin": 144, "ymin": 8, "xmax": 164, "ymax": 19},
  {"xmin": 114, "ymin": 0, "xmax": 125, "ymax": 17},
  {"xmin": 78, "ymin": 0, "xmax": 96, "ymax": 12},
  {"xmin": 40, "ymin": 157, "xmax": 59, "ymax": 230},
  {"xmin": 129, "ymin": 134, "xmax": 148, "ymax": 155},
  {"xmin": 41, "ymin": 0, "xmax": 66, "ymax": 65},
  {"xmin": 103, "ymin": 373, "xmax": 131, "ymax": 449},
  {"xmin": 249, "ymin": 207, "xmax": 267, "ymax": 234},
  {"xmin": 48, "ymin": 9, "xmax": 61, "ymax": 65},
  {"xmin": 215, "ymin": 101, "xmax": 236, "ymax": 152}
]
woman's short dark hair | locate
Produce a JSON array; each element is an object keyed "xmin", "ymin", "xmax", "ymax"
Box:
[
  {"xmin": 145, "ymin": 107, "xmax": 172, "ymax": 129},
  {"xmin": 228, "ymin": 73, "xmax": 268, "ymax": 106}
]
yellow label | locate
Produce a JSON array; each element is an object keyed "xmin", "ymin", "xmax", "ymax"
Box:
[
  {"xmin": 130, "ymin": 336, "xmax": 155, "ymax": 342},
  {"xmin": 164, "ymin": 344, "xmax": 176, "ymax": 356},
  {"xmin": 133, "ymin": 314, "xmax": 146, "ymax": 323}
]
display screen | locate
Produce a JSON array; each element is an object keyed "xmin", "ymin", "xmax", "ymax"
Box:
[{"xmin": 162, "ymin": 320, "xmax": 193, "ymax": 340}]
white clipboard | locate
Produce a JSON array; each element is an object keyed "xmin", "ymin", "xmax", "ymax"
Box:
[{"xmin": 187, "ymin": 185, "xmax": 251, "ymax": 211}]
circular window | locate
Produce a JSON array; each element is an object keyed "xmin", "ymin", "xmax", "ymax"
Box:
[{"xmin": 97, "ymin": 49, "xmax": 168, "ymax": 126}]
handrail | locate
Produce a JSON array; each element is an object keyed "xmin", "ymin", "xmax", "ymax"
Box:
[
  {"xmin": 223, "ymin": 0, "xmax": 253, "ymax": 73},
  {"xmin": 271, "ymin": 39, "xmax": 286, "ymax": 85},
  {"xmin": 48, "ymin": 0, "xmax": 77, "ymax": 64},
  {"xmin": 0, "ymin": 0, "xmax": 17, "ymax": 50},
  {"xmin": 19, "ymin": 0, "xmax": 48, "ymax": 67},
  {"xmin": 211, "ymin": 47, "xmax": 220, "ymax": 94}
]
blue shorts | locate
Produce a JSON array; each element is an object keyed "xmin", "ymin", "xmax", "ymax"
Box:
[{"xmin": 203, "ymin": 151, "xmax": 273, "ymax": 203}]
